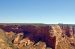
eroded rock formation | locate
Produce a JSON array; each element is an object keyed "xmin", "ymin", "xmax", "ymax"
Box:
[
  {"xmin": 0, "ymin": 24, "xmax": 75, "ymax": 49},
  {"xmin": 0, "ymin": 29, "xmax": 17, "ymax": 49}
]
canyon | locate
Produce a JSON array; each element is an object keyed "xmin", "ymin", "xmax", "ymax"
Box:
[{"xmin": 0, "ymin": 23, "xmax": 75, "ymax": 49}]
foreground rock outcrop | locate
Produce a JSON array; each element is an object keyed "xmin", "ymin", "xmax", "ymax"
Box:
[
  {"xmin": 0, "ymin": 29, "xmax": 17, "ymax": 49},
  {"xmin": 0, "ymin": 24, "xmax": 75, "ymax": 49}
]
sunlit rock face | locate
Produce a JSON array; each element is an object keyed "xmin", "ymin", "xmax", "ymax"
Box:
[
  {"xmin": 0, "ymin": 29, "xmax": 17, "ymax": 49},
  {"xmin": 0, "ymin": 24, "xmax": 75, "ymax": 49},
  {"xmin": 56, "ymin": 24, "xmax": 75, "ymax": 49}
]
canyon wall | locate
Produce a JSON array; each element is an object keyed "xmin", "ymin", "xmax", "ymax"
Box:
[{"xmin": 0, "ymin": 24, "xmax": 75, "ymax": 49}]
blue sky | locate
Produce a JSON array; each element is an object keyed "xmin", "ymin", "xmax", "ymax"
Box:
[{"xmin": 0, "ymin": 0, "xmax": 75, "ymax": 24}]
